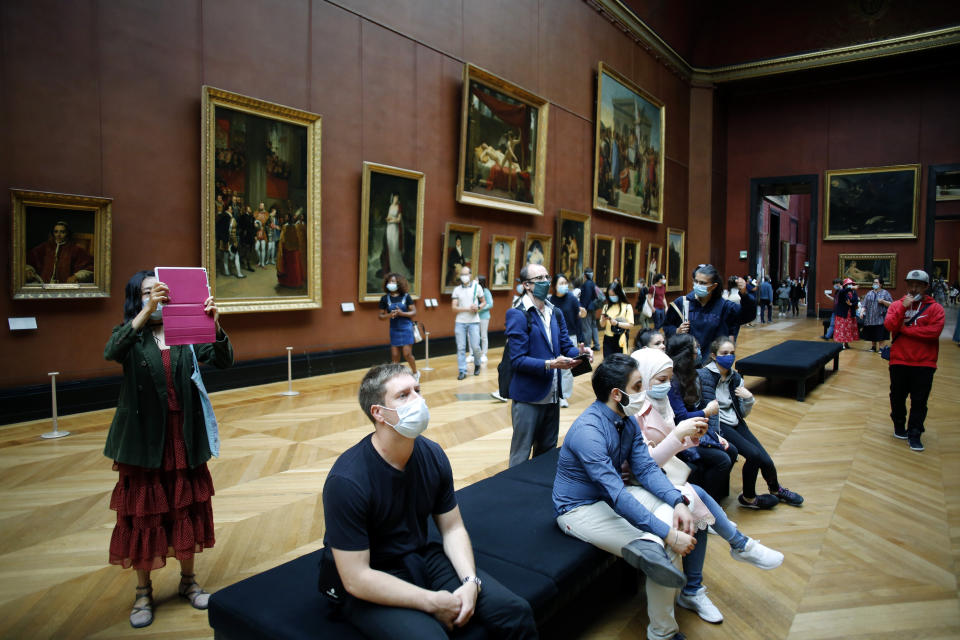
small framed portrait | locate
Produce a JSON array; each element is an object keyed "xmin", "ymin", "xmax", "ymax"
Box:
[
  {"xmin": 359, "ymin": 162, "xmax": 425, "ymax": 303},
  {"xmin": 620, "ymin": 237, "xmax": 641, "ymax": 292},
  {"xmin": 10, "ymin": 189, "xmax": 112, "ymax": 299},
  {"xmin": 935, "ymin": 170, "xmax": 960, "ymax": 201},
  {"xmin": 646, "ymin": 243, "xmax": 662, "ymax": 285},
  {"xmin": 523, "ymin": 233, "xmax": 552, "ymax": 270},
  {"xmin": 557, "ymin": 209, "xmax": 590, "ymax": 283},
  {"xmin": 593, "ymin": 62, "xmax": 665, "ymax": 222},
  {"xmin": 201, "ymin": 86, "xmax": 322, "ymax": 313},
  {"xmin": 824, "ymin": 164, "xmax": 919, "ymax": 240},
  {"xmin": 838, "ymin": 253, "xmax": 897, "ymax": 287},
  {"xmin": 932, "ymin": 258, "xmax": 950, "ymax": 282},
  {"xmin": 593, "ymin": 234, "xmax": 616, "ymax": 288},
  {"xmin": 441, "ymin": 223, "xmax": 482, "ymax": 294},
  {"xmin": 489, "ymin": 235, "xmax": 518, "ymax": 291},
  {"xmin": 781, "ymin": 241, "xmax": 791, "ymax": 281},
  {"xmin": 457, "ymin": 63, "xmax": 549, "ymax": 216},
  {"xmin": 665, "ymin": 227, "xmax": 686, "ymax": 292}
]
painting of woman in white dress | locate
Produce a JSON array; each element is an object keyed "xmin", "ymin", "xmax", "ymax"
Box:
[{"xmin": 360, "ymin": 163, "xmax": 424, "ymax": 302}]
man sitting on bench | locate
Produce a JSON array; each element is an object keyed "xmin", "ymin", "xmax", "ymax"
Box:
[
  {"xmin": 321, "ymin": 363, "xmax": 537, "ymax": 639},
  {"xmin": 553, "ymin": 354, "xmax": 698, "ymax": 640}
]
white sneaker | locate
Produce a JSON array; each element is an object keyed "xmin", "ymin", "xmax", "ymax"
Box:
[
  {"xmin": 560, "ymin": 398, "xmax": 569, "ymax": 408},
  {"xmin": 490, "ymin": 391, "xmax": 507, "ymax": 402},
  {"xmin": 480, "ymin": 355, "xmax": 488, "ymax": 364},
  {"xmin": 676, "ymin": 586, "xmax": 723, "ymax": 624},
  {"xmin": 730, "ymin": 538, "xmax": 783, "ymax": 570}
]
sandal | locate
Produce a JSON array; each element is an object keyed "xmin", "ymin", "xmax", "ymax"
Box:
[
  {"xmin": 178, "ymin": 573, "xmax": 210, "ymax": 610},
  {"xmin": 130, "ymin": 583, "xmax": 153, "ymax": 628}
]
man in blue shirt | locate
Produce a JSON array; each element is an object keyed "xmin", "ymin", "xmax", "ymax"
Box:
[
  {"xmin": 758, "ymin": 276, "xmax": 774, "ymax": 324},
  {"xmin": 553, "ymin": 354, "xmax": 697, "ymax": 640},
  {"xmin": 505, "ymin": 263, "xmax": 592, "ymax": 467}
]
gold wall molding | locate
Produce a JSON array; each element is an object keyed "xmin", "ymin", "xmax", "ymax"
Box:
[{"xmin": 587, "ymin": 0, "xmax": 960, "ymax": 84}]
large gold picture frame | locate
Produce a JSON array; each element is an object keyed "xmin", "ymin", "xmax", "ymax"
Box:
[
  {"xmin": 824, "ymin": 164, "xmax": 919, "ymax": 240},
  {"xmin": 456, "ymin": 64, "xmax": 549, "ymax": 216},
  {"xmin": 838, "ymin": 253, "xmax": 897, "ymax": 287},
  {"xmin": 620, "ymin": 237, "xmax": 641, "ymax": 292},
  {"xmin": 557, "ymin": 209, "xmax": 590, "ymax": 283},
  {"xmin": 441, "ymin": 223, "xmax": 482, "ymax": 294},
  {"xmin": 10, "ymin": 189, "xmax": 112, "ymax": 300},
  {"xmin": 593, "ymin": 234, "xmax": 616, "ymax": 288},
  {"xmin": 646, "ymin": 243, "xmax": 662, "ymax": 285},
  {"xmin": 201, "ymin": 86, "xmax": 321, "ymax": 313},
  {"xmin": 359, "ymin": 162, "xmax": 425, "ymax": 303},
  {"xmin": 666, "ymin": 227, "xmax": 686, "ymax": 292},
  {"xmin": 489, "ymin": 234, "xmax": 518, "ymax": 291},
  {"xmin": 593, "ymin": 62, "xmax": 665, "ymax": 222},
  {"xmin": 932, "ymin": 258, "xmax": 950, "ymax": 282}
]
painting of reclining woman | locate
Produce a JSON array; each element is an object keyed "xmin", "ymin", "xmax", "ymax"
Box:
[
  {"xmin": 457, "ymin": 64, "xmax": 549, "ymax": 216},
  {"xmin": 202, "ymin": 86, "xmax": 322, "ymax": 313},
  {"xmin": 593, "ymin": 62, "xmax": 665, "ymax": 222}
]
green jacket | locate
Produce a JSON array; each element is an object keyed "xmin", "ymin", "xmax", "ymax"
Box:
[{"xmin": 103, "ymin": 322, "xmax": 234, "ymax": 469}]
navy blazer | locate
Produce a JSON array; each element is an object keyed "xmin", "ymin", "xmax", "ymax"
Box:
[{"xmin": 505, "ymin": 298, "xmax": 580, "ymax": 402}]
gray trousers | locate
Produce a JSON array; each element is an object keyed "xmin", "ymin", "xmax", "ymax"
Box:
[{"xmin": 509, "ymin": 400, "xmax": 559, "ymax": 467}]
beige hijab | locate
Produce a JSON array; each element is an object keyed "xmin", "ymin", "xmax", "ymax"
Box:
[{"xmin": 631, "ymin": 348, "xmax": 675, "ymax": 424}]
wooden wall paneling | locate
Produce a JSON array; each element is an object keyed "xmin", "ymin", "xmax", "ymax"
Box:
[
  {"xmin": 538, "ymin": 0, "xmax": 595, "ymax": 118},
  {"xmin": 334, "ymin": 0, "xmax": 464, "ymax": 60},
  {"xmin": 463, "ymin": 0, "xmax": 540, "ymax": 94}
]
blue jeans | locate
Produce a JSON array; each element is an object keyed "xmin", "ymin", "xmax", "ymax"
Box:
[
  {"xmin": 455, "ymin": 322, "xmax": 481, "ymax": 373},
  {"xmin": 653, "ymin": 307, "xmax": 666, "ymax": 330},
  {"xmin": 682, "ymin": 484, "xmax": 748, "ymax": 595},
  {"xmin": 825, "ymin": 313, "xmax": 835, "ymax": 339},
  {"xmin": 580, "ymin": 314, "xmax": 600, "ymax": 349}
]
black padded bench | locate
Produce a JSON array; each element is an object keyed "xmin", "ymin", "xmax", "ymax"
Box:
[
  {"xmin": 208, "ymin": 448, "xmax": 633, "ymax": 639},
  {"xmin": 735, "ymin": 339, "xmax": 843, "ymax": 401}
]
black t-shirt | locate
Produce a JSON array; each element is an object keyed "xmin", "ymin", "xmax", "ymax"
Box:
[{"xmin": 322, "ymin": 434, "xmax": 456, "ymax": 569}]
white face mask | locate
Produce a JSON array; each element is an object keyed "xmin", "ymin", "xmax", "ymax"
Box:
[
  {"xmin": 615, "ymin": 388, "xmax": 646, "ymax": 417},
  {"xmin": 460, "ymin": 275, "xmax": 470, "ymax": 285},
  {"xmin": 378, "ymin": 396, "xmax": 430, "ymax": 439}
]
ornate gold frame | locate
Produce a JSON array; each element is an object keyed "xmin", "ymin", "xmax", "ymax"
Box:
[
  {"xmin": 824, "ymin": 164, "xmax": 919, "ymax": 240},
  {"xmin": 646, "ymin": 242, "xmax": 662, "ymax": 286},
  {"xmin": 838, "ymin": 253, "xmax": 897, "ymax": 287},
  {"xmin": 932, "ymin": 258, "xmax": 950, "ymax": 283},
  {"xmin": 456, "ymin": 64, "xmax": 549, "ymax": 216},
  {"xmin": 593, "ymin": 62, "xmax": 665, "ymax": 222},
  {"xmin": 201, "ymin": 86, "xmax": 321, "ymax": 313},
  {"xmin": 10, "ymin": 189, "xmax": 112, "ymax": 299},
  {"xmin": 488, "ymin": 234, "xmax": 518, "ymax": 291},
  {"xmin": 665, "ymin": 227, "xmax": 686, "ymax": 292},
  {"xmin": 523, "ymin": 232, "xmax": 553, "ymax": 271},
  {"xmin": 557, "ymin": 209, "xmax": 591, "ymax": 283},
  {"xmin": 620, "ymin": 237, "xmax": 641, "ymax": 292},
  {"xmin": 441, "ymin": 223, "xmax": 482, "ymax": 295},
  {"xmin": 359, "ymin": 162, "xmax": 425, "ymax": 303},
  {"xmin": 593, "ymin": 234, "xmax": 616, "ymax": 287}
]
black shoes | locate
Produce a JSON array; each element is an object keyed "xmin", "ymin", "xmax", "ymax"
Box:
[
  {"xmin": 621, "ymin": 539, "xmax": 686, "ymax": 588},
  {"xmin": 908, "ymin": 435, "xmax": 924, "ymax": 451},
  {"xmin": 774, "ymin": 486, "xmax": 804, "ymax": 506},
  {"xmin": 893, "ymin": 427, "xmax": 908, "ymax": 440},
  {"xmin": 457, "ymin": 372, "xmax": 467, "ymax": 380},
  {"xmin": 474, "ymin": 368, "xmax": 481, "ymax": 376},
  {"xmin": 738, "ymin": 493, "xmax": 779, "ymax": 509}
]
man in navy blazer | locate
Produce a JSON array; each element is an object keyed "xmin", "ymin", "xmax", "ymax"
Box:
[{"xmin": 505, "ymin": 263, "xmax": 593, "ymax": 467}]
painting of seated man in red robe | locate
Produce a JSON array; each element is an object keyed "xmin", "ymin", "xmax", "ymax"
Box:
[{"xmin": 26, "ymin": 220, "xmax": 94, "ymax": 284}]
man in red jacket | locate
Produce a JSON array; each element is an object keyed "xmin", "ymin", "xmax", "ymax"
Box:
[{"xmin": 884, "ymin": 269, "xmax": 945, "ymax": 452}]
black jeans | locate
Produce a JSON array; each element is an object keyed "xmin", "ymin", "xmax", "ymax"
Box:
[
  {"xmin": 759, "ymin": 300, "xmax": 772, "ymax": 323},
  {"xmin": 889, "ymin": 364, "xmax": 936, "ymax": 436},
  {"xmin": 340, "ymin": 544, "xmax": 538, "ymax": 639},
  {"xmin": 721, "ymin": 420, "xmax": 779, "ymax": 499},
  {"xmin": 688, "ymin": 444, "xmax": 739, "ymax": 503}
]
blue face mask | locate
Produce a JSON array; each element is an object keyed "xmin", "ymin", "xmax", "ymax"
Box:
[
  {"xmin": 516, "ymin": 284, "xmax": 524, "ymax": 295},
  {"xmin": 556, "ymin": 285, "xmax": 569, "ymax": 296},
  {"xmin": 532, "ymin": 280, "xmax": 550, "ymax": 300},
  {"xmin": 693, "ymin": 283, "xmax": 711, "ymax": 298},
  {"xmin": 646, "ymin": 381, "xmax": 671, "ymax": 399},
  {"xmin": 715, "ymin": 354, "xmax": 735, "ymax": 370},
  {"xmin": 386, "ymin": 282, "xmax": 398, "ymax": 292},
  {"xmin": 608, "ymin": 294, "xmax": 619, "ymax": 303},
  {"xmin": 695, "ymin": 347, "xmax": 702, "ymax": 361}
]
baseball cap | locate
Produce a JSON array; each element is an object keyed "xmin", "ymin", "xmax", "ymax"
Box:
[{"xmin": 905, "ymin": 269, "xmax": 929, "ymax": 284}]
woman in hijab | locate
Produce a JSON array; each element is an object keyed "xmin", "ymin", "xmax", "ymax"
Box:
[{"xmin": 625, "ymin": 348, "xmax": 784, "ymax": 623}]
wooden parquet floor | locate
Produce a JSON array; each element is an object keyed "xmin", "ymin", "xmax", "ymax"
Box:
[{"xmin": 0, "ymin": 315, "xmax": 958, "ymax": 639}]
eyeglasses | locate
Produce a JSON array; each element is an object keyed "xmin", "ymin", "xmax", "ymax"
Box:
[{"xmin": 525, "ymin": 275, "xmax": 550, "ymax": 283}]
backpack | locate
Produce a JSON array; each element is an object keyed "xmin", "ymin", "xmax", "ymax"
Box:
[{"xmin": 497, "ymin": 305, "xmax": 534, "ymax": 399}]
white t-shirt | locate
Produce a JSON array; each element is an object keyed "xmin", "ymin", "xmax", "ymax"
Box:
[{"xmin": 452, "ymin": 281, "xmax": 483, "ymax": 323}]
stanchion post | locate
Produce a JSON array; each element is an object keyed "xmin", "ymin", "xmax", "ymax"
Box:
[
  {"xmin": 421, "ymin": 331, "xmax": 434, "ymax": 371},
  {"xmin": 42, "ymin": 371, "xmax": 70, "ymax": 439},
  {"xmin": 280, "ymin": 346, "xmax": 300, "ymax": 396}
]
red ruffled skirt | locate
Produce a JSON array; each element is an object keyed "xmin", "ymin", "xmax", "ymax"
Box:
[
  {"xmin": 833, "ymin": 315, "xmax": 860, "ymax": 343},
  {"xmin": 108, "ymin": 409, "xmax": 215, "ymax": 571}
]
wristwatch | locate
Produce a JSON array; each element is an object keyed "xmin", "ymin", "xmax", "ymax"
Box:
[
  {"xmin": 674, "ymin": 494, "xmax": 690, "ymax": 507},
  {"xmin": 462, "ymin": 575, "xmax": 482, "ymax": 592}
]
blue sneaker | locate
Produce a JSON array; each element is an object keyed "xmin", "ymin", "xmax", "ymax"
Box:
[{"xmin": 775, "ymin": 486, "xmax": 804, "ymax": 506}]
